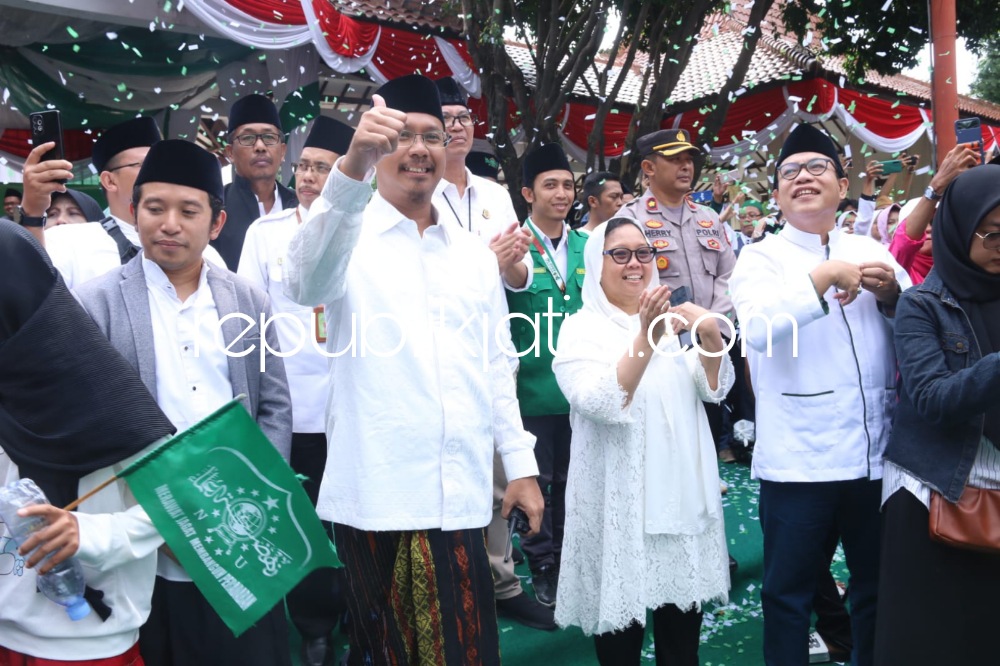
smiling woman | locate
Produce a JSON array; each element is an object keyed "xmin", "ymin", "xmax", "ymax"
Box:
[
  {"xmin": 876, "ymin": 164, "xmax": 1000, "ymax": 665},
  {"xmin": 551, "ymin": 217, "xmax": 732, "ymax": 666}
]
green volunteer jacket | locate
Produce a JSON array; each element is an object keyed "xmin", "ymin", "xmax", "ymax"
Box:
[{"xmin": 506, "ymin": 227, "xmax": 587, "ymax": 417}]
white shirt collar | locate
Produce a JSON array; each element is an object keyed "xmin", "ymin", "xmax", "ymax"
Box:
[
  {"xmin": 368, "ymin": 192, "xmax": 454, "ymax": 244},
  {"xmin": 141, "ymin": 253, "xmax": 211, "ymax": 303},
  {"xmin": 112, "ymin": 213, "xmax": 140, "ymax": 245},
  {"xmin": 780, "ymin": 222, "xmax": 835, "ymax": 252}
]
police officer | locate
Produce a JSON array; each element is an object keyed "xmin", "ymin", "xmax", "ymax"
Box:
[
  {"xmin": 619, "ymin": 129, "xmax": 741, "ymax": 571},
  {"xmin": 617, "ymin": 129, "xmax": 736, "ymax": 318}
]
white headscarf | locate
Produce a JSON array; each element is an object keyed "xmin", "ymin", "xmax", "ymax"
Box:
[
  {"xmin": 580, "ymin": 217, "xmax": 723, "ymax": 535},
  {"xmin": 581, "ymin": 217, "xmax": 656, "ymax": 326}
]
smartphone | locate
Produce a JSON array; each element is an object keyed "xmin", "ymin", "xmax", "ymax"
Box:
[
  {"xmin": 878, "ymin": 159, "xmax": 902, "ymax": 175},
  {"xmin": 668, "ymin": 285, "xmax": 693, "ymax": 349},
  {"xmin": 29, "ymin": 110, "xmax": 66, "ymax": 185},
  {"xmin": 955, "ymin": 118, "xmax": 984, "ymax": 164},
  {"xmin": 30, "ymin": 110, "xmax": 64, "ymax": 162}
]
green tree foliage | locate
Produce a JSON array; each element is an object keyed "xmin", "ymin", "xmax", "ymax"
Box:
[
  {"xmin": 783, "ymin": 0, "xmax": 1000, "ymax": 81},
  {"xmin": 971, "ymin": 40, "xmax": 1000, "ymax": 105}
]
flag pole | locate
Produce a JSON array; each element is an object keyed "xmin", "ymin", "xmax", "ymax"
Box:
[
  {"xmin": 60, "ymin": 395, "xmax": 249, "ymax": 512},
  {"xmin": 62, "ymin": 474, "xmax": 120, "ymax": 511}
]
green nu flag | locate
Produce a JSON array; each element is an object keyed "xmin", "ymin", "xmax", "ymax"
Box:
[{"xmin": 121, "ymin": 399, "xmax": 340, "ymax": 636}]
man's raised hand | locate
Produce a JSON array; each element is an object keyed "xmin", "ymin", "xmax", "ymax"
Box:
[{"xmin": 339, "ymin": 94, "xmax": 407, "ymax": 181}]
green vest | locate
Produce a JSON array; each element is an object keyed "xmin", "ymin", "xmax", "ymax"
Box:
[{"xmin": 505, "ymin": 228, "xmax": 587, "ymax": 417}]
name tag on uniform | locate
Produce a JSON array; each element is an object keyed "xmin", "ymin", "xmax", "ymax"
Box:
[
  {"xmin": 534, "ymin": 267, "xmax": 547, "ymax": 273},
  {"xmin": 314, "ymin": 306, "xmax": 327, "ymax": 343}
]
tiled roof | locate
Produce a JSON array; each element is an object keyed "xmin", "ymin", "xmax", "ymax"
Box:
[
  {"xmin": 345, "ymin": 0, "xmax": 1000, "ymax": 123},
  {"xmin": 331, "ymin": 0, "xmax": 464, "ymax": 35}
]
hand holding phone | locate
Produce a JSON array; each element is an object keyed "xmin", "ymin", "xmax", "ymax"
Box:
[
  {"xmin": 29, "ymin": 110, "xmax": 66, "ymax": 184},
  {"xmin": 877, "ymin": 159, "xmax": 902, "ymax": 175},
  {"xmin": 504, "ymin": 507, "xmax": 529, "ymax": 563},
  {"xmin": 669, "ymin": 286, "xmax": 694, "ymax": 349},
  {"xmin": 955, "ymin": 118, "xmax": 985, "ymax": 165}
]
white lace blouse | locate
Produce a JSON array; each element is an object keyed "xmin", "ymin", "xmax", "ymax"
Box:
[{"xmin": 552, "ymin": 308, "xmax": 733, "ymax": 635}]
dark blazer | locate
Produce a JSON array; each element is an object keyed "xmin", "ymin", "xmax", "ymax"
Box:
[
  {"xmin": 214, "ymin": 174, "xmax": 297, "ymax": 271},
  {"xmin": 888, "ymin": 268, "xmax": 1000, "ymax": 502},
  {"xmin": 74, "ymin": 254, "xmax": 293, "ymax": 461}
]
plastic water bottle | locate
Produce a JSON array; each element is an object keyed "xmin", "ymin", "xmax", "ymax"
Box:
[{"xmin": 0, "ymin": 478, "xmax": 91, "ymax": 621}]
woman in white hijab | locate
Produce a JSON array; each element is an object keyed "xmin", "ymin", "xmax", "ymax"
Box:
[{"xmin": 552, "ymin": 217, "xmax": 733, "ymax": 665}]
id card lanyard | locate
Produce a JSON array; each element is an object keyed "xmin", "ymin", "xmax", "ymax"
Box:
[{"xmin": 523, "ymin": 218, "xmax": 566, "ymax": 294}]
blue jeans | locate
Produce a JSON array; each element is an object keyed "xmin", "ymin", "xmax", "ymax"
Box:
[{"xmin": 759, "ymin": 479, "xmax": 881, "ymax": 666}]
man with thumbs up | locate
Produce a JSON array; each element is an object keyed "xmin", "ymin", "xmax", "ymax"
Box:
[{"xmin": 283, "ymin": 75, "xmax": 543, "ymax": 666}]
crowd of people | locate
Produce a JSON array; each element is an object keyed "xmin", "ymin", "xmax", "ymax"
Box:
[{"xmin": 0, "ymin": 68, "xmax": 998, "ymax": 666}]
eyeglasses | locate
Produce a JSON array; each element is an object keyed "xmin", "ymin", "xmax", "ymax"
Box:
[
  {"xmin": 975, "ymin": 231, "xmax": 1000, "ymax": 250},
  {"xmin": 108, "ymin": 161, "xmax": 142, "ymax": 172},
  {"xmin": 232, "ymin": 132, "xmax": 283, "ymax": 147},
  {"xmin": 603, "ymin": 247, "xmax": 656, "ymax": 264},
  {"xmin": 398, "ymin": 130, "xmax": 450, "ymax": 148},
  {"xmin": 777, "ymin": 157, "xmax": 835, "ymax": 181},
  {"xmin": 292, "ymin": 162, "xmax": 332, "ymax": 175},
  {"xmin": 442, "ymin": 113, "xmax": 476, "ymax": 128}
]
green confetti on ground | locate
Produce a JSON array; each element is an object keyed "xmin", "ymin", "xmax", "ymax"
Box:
[{"xmin": 66, "ymin": 26, "xmax": 79, "ymax": 39}]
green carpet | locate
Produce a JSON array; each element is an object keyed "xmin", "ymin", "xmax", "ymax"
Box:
[
  {"xmin": 294, "ymin": 462, "xmax": 848, "ymax": 665},
  {"xmin": 494, "ymin": 461, "xmax": 767, "ymax": 665}
]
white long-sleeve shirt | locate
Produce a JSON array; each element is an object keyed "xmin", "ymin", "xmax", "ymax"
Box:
[
  {"xmin": 730, "ymin": 225, "xmax": 910, "ymax": 482},
  {"xmin": 45, "ymin": 216, "xmax": 227, "ymax": 290},
  {"xmin": 238, "ymin": 206, "xmax": 330, "ymax": 434},
  {"xmin": 0, "ymin": 443, "xmax": 165, "ymax": 659},
  {"xmin": 283, "ymin": 165, "xmax": 538, "ymax": 531}
]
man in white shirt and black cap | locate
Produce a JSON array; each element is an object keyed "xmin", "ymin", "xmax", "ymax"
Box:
[
  {"xmin": 74, "ymin": 138, "xmax": 293, "ymax": 666},
  {"xmin": 284, "ymin": 74, "xmax": 543, "ymax": 666},
  {"xmin": 25, "ymin": 117, "xmax": 228, "ymax": 287},
  {"xmin": 431, "ymin": 77, "xmax": 553, "ymax": 631},
  {"xmin": 238, "ymin": 114, "xmax": 354, "ymax": 666},
  {"xmin": 730, "ymin": 123, "xmax": 909, "ymax": 666},
  {"xmin": 215, "ymin": 94, "xmax": 297, "ymax": 270},
  {"xmin": 432, "ymin": 76, "xmax": 530, "ymax": 289}
]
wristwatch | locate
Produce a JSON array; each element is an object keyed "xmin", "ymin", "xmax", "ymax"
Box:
[
  {"xmin": 923, "ymin": 185, "xmax": 942, "ymax": 202},
  {"xmin": 17, "ymin": 206, "xmax": 46, "ymax": 227}
]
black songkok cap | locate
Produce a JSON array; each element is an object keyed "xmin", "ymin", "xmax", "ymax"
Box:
[
  {"xmin": 434, "ymin": 77, "xmax": 468, "ymax": 107},
  {"xmin": 304, "ymin": 116, "xmax": 354, "ymax": 157},
  {"xmin": 774, "ymin": 123, "xmax": 846, "ymax": 189},
  {"xmin": 228, "ymin": 94, "xmax": 283, "ymax": 134},
  {"xmin": 4, "ymin": 188, "xmax": 20, "ymax": 200},
  {"xmin": 467, "ymin": 151, "xmax": 500, "ymax": 181},
  {"xmin": 636, "ymin": 129, "xmax": 700, "ymax": 159},
  {"xmin": 523, "ymin": 143, "xmax": 572, "ymax": 188},
  {"xmin": 91, "ymin": 117, "xmax": 161, "ymax": 173},
  {"xmin": 374, "ymin": 75, "xmax": 444, "ymax": 124},
  {"xmin": 135, "ymin": 140, "xmax": 224, "ymax": 202}
]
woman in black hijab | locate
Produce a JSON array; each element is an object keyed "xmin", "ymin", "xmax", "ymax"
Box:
[{"xmin": 875, "ymin": 165, "xmax": 1000, "ymax": 665}]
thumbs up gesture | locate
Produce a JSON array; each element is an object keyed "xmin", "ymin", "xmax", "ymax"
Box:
[{"xmin": 340, "ymin": 94, "xmax": 408, "ymax": 181}]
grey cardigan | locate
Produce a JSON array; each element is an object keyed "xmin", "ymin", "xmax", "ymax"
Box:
[{"xmin": 74, "ymin": 254, "xmax": 292, "ymax": 461}]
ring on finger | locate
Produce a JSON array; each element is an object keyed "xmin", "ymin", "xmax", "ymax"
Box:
[{"xmin": 877, "ymin": 280, "xmax": 884, "ymax": 289}]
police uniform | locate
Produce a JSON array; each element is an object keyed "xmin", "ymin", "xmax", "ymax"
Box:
[{"xmin": 618, "ymin": 191, "xmax": 736, "ymax": 318}]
